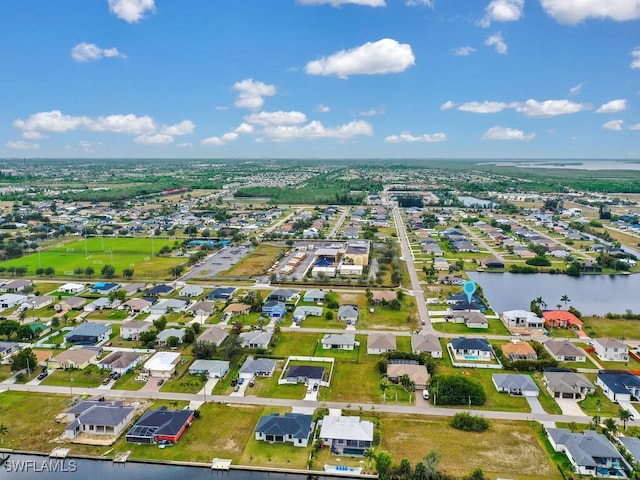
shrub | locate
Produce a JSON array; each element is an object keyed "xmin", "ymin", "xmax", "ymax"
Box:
[{"xmin": 450, "ymin": 412, "xmax": 489, "ymax": 432}]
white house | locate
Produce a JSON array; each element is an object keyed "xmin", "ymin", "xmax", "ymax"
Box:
[
  {"xmin": 411, "ymin": 333, "xmax": 443, "ymax": 358},
  {"xmin": 367, "ymin": 333, "xmax": 396, "ymax": 354},
  {"xmin": 120, "ymin": 320, "xmax": 152, "ymax": 341},
  {"xmin": 591, "ymin": 338, "xmax": 629, "ymax": 362},
  {"xmin": 144, "ymin": 351, "xmax": 181, "ymax": 378},
  {"xmin": 0, "ymin": 293, "xmax": 28, "ymax": 310},
  {"xmin": 150, "ymin": 299, "xmax": 187, "ymax": 315},
  {"xmin": 156, "ymin": 328, "xmax": 186, "ymax": 346},
  {"xmin": 189, "ymin": 359, "xmax": 230, "ymax": 378},
  {"xmin": 239, "ymin": 330, "xmax": 273, "ymax": 349},
  {"xmin": 322, "ymin": 333, "xmax": 357, "ymax": 350},
  {"xmin": 59, "ymin": 283, "xmax": 85, "ymax": 294},
  {"xmin": 319, "ymin": 415, "xmax": 374, "ymax": 456}
]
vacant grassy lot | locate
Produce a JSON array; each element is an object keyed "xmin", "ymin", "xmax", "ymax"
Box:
[
  {"xmin": 582, "ymin": 315, "xmax": 640, "ymax": 340},
  {"xmin": 42, "ymin": 364, "xmax": 105, "ymax": 388},
  {"xmin": 433, "ymin": 319, "xmax": 509, "ymax": 336},
  {"xmin": 379, "ymin": 414, "xmax": 560, "ymax": 479},
  {"xmin": 0, "ymin": 237, "xmax": 183, "ymax": 278},
  {"xmin": 271, "ymin": 332, "xmax": 321, "ymax": 357},
  {"xmin": 219, "ymin": 243, "xmax": 284, "ymax": 277}
]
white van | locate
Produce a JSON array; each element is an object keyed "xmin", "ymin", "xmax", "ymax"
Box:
[{"xmin": 422, "ymin": 389, "xmax": 430, "ymax": 400}]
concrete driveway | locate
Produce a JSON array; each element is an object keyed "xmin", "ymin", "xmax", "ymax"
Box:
[
  {"xmin": 140, "ymin": 378, "xmax": 164, "ymax": 392},
  {"xmin": 229, "ymin": 380, "xmax": 249, "ymax": 397},
  {"xmin": 556, "ymin": 398, "xmax": 588, "ymax": 417},
  {"xmin": 526, "ymin": 396, "xmax": 545, "ymax": 414}
]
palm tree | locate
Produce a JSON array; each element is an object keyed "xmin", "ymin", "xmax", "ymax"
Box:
[
  {"xmin": 560, "ymin": 294, "xmax": 570, "ymax": 309},
  {"xmin": 619, "ymin": 409, "xmax": 633, "ymax": 431},
  {"xmin": 364, "ymin": 447, "xmax": 375, "ymax": 467},
  {"xmin": 0, "ymin": 423, "xmax": 7, "ymax": 445},
  {"xmin": 423, "ymin": 449, "xmax": 441, "ymax": 478},
  {"xmin": 603, "ymin": 417, "xmax": 618, "ymax": 439}
]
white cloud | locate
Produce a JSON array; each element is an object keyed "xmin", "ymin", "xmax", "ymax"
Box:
[
  {"xmin": 384, "ymin": 131, "xmax": 448, "ymax": 143},
  {"xmin": 134, "ymin": 133, "xmax": 174, "ymax": 145},
  {"xmin": 315, "ymin": 103, "xmax": 331, "ymax": 113},
  {"xmin": 108, "ymin": 0, "xmax": 155, "ymax": 23},
  {"xmin": 482, "ymin": 126, "xmax": 535, "ymax": 141},
  {"xmin": 485, "ymin": 32, "xmax": 508, "ymax": 54},
  {"xmin": 406, "ymin": 0, "xmax": 433, "ymax": 5},
  {"xmin": 631, "ymin": 47, "xmax": 640, "ymax": 69},
  {"xmin": 201, "ymin": 136, "xmax": 226, "ymax": 146},
  {"xmin": 305, "ymin": 38, "xmax": 415, "ymax": 79},
  {"xmin": 479, "ymin": 0, "xmax": 524, "ymax": 28},
  {"xmin": 603, "ymin": 120, "xmax": 624, "ymax": 131},
  {"xmin": 263, "ymin": 120, "xmax": 373, "ymax": 142},
  {"xmin": 440, "ymin": 101, "xmax": 456, "ymax": 110},
  {"xmin": 244, "ymin": 111, "xmax": 307, "ymax": 125},
  {"xmin": 5, "ymin": 140, "xmax": 40, "ymax": 150},
  {"xmin": 71, "ymin": 43, "xmax": 126, "ymax": 62},
  {"xmin": 232, "ymin": 79, "xmax": 276, "ymax": 110},
  {"xmin": 85, "ymin": 114, "xmax": 156, "ymax": 134},
  {"xmin": 221, "ymin": 132, "xmax": 239, "ymax": 143},
  {"xmin": 14, "ymin": 110, "xmax": 85, "ymax": 133},
  {"xmin": 452, "ymin": 46, "xmax": 476, "ymax": 56},
  {"xmin": 540, "ymin": 0, "xmax": 640, "ymax": 24},
  {"xmin": 569, "ymin": 82, "xmax": 585, "ymax": 96},
  {"xmin": 160, "ymin": 120, "xmax": 195, "ymax": 136},
  {"xmin": 630, "ymin": 123, "xmax": 640, "ymax": 130},
  {"xmin": 360, "ymin": 108, "xmax": 384, "ymax": 116},
  {"xmin": 296, "ymin": 0, "xmax": 385, "ymax": 6},
  {"xmin": 177, "ymin": 142, "xmax": 193, "ymax": 148},
  {"xmin": 458, "ymin": 101, "xmax": 512, "ymax": 113},
  {"xmin": 515, "ymin": 99, "xmax": 587, "ymax": 117},
  {"xmin": 22, "ymin": 131, "xmax": 48, "ymax": 140},
  {"xmin": 215, "ymin": 106, "xmax": 229, "ymax": 111},
  {"xmin": 596, "ymin": 99, "xmax": 627, "ymax": 114},
  {"xmin": 234, "ymin": 123, "xmax": 255, "ymax": 134}
]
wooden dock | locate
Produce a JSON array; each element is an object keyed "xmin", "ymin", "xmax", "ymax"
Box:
[
  {"xmin": 211, "ymin": 458, "xmax": 232, "ymax": 470},
  {"xmin": 113, "ymin": 451, "xmax": 131, "ymax": 463},
  {"xmin": 49, "ymin": 448, "xmax": 70, "ymax": 458}
]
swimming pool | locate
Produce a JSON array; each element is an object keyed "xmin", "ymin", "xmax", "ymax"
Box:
[{"xmin": 464, "ymin": 355, "xmax": 480, "ymax": 360}]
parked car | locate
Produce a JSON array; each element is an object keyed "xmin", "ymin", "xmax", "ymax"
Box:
[
  {"xmin": 113, "ymin": 373, "xmax": 121, "ymax": 380},
  {"xmin": 230, "ymin": 379, "xmax": 238, "ymax": 387},
  {"xmin": 37, "ymin": 371, "xmax": 48, "ymax": 381},
  {"xmin": 237, "ymin": 377, "xmax": 245, "ymax": 385},
  {"xmin": 248, "ymin": 379, "xmax": 255, "ymax": 387},
  {"xmin": 422, "ymin": 389, "xmax": 430, "ymax": 400},
  {"xmin": 233, "ymin": 385, "xmax": 240, "ymax": 392},
  {"xmin": 102, "ymin": 378, "xmax": 111, "ymax": 385},
  {"xmin": 157, "ymin": 379, "xmax": 164, "ymax": 386},
  {"xmin": 313, "ymin": 383, "xmax": 319, "ymax": 391}
]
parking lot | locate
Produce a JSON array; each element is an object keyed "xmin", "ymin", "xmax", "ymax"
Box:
[{"xmin": 182, "ymin": 245, "xmax": 254, "ymax": 280}]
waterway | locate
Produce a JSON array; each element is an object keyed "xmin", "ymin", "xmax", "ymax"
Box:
[
  {"xmin": 456, "ymin": 196, "xmax": 493, "ymax": 208},
  {"xmin": 0, "ymin": 453, "xmax": 350, "ymax": 480},
  {"xmin": 467, "ymin": 272, "xmax": 640, "ymax": 316}
]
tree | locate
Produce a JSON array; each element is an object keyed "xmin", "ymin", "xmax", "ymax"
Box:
[
  {"xmin": 396, "ymin": 458, "xmax": 411, "ymax": 480},
  {"xmin": 560, "ymin": 294, "xmax": 571, "ymax": 309},
  {"xmin": 223, "ymin": 334, "xmax": 242, "ymax": 362},
  {"xmin": 619, "ymin": 409, "xmax": 633, "ymax": 431},
  {"xmin": 183, "ymin": 327, "xmax": 195, "ymax": 344},
  {"xmin": 153, "ymin": 316, "xmax": 167, "ymax": 332},
  {"xmin": 44, "ymin": 266, "xmax": 55, "ymax": 276},
  {"xmin": 430, "ymin": 374, "xmax": 487, "ymax": 406},
  {"xmin": 603, "ymin": 417, "xmax": 618, "ymax": 439},
  {"xmin": 170, "ymin": 265, "xmax": 185, "ymax": 277},
  {"xmin": 73, "ymin": 267, "xmax": 84, "ymax": 275},
  {"xmin": 423, "ymin": 449, "xmax": 441, "ymax": 479},
  {"xmin": 139, "ymin": 331, "xmax": 157, "ymax": 348},
  {"xmin": 466, "ymin": 468, "xmax": 486, "ymax": 480},
  {"xmin": 364, "ymin": 447, "xmax": 376, "ymax": 467},
  {"xmin": 11, "ymin": 347, "xmax": 37, "ymax": 373},
  {"xmin": 374, "ymin": 450, "xmax": 393, "ymax": 480},
  {"xmin": 166, "ymin": 336, "xmax": 180, "ymax": 348},
  {"xmin": 101, "ymin": 264, "xmax": 116, "ymax": 278},
  {"xmin": 122, "ymin": 268, "xmax": 134, "ymax": 278},
  {"xmin": 193, "ymin": 340, "xmax": 217, "ymax": 359},
  {"xmin": 84, "ymin": 266, "xmax": 95, "ymax": 277},
  {"xmin": 51, "ymin": 316, "xmax": 60, "ymax": 328}
]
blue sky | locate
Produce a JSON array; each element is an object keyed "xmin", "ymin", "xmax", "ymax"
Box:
[{"xmin": 1, "ymin": 0, "xmax": 639, "ymax": 159}]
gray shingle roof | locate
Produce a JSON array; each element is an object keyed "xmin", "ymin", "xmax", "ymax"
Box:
[{"xmin": 256, "ymin": 413, "xmax": 313, "ymax": 440}]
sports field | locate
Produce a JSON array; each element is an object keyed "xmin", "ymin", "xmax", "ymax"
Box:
[{"xmin": 0, "ymin": 237, "xmax": 184, "ymax": 278}]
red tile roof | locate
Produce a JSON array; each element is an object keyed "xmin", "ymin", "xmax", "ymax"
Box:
[{"xmin": 542, "ymin": 310, "xmax": 583, "ymax": 328}]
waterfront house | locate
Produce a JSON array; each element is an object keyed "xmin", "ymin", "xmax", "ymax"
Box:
[
  {"xmin": 126, "ymin": 408, "xmax": 195, "ymax": 444},
  {"xmin": 255, "ymin": 413, "xmax": 314, "ymax": 447},
  {"xmin": 319, "ymin": 415, "xmax": 374, "ymax": 456}
]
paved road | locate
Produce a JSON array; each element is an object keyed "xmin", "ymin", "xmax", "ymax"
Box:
[
  {"xmin": 392, "ymin": 206, "xmax": 433, "ymax": 331},
  {"xmin": 2, "ymin": 382, "xmax": 632, "ymax": 427},
  {"xmin": 459, "ymin": 223, "xmax": 505, "ymax": 262},
  {"xmin": 327, "ymin": 206, "xmax": 351, "ymax": 239},
  {"xmin": 526, "ymin": 224, "xmax": 592, "ymax": 261}
]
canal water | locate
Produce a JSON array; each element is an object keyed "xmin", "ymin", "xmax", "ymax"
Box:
[
  {"xmin": 467, "ymin": 272, "xmax": 640, "ymax": 316},
  {"xmin": 0, "ymin": 453, "xmax": 351, "ymax": 480}
]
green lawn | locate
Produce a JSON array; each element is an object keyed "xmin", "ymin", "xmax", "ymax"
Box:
[
  {"xmin": 42, "ymin": 364, "xmax": 106, "ymax": 388},
  {"xmin": 248, "ymin": 368, "xmax": 308, "ymax": 400},
  {"xmin": 112, "ymin": 368, "xmax": 146, "ymax": 390},
  {"xmin": 578, "ymin": 389, "xmax": 620, "ymax": 417},
  {"xmin": 85, "ymin": 309, "xmax": 130, "ymax": 321},
  {"xmin": 0, "ymin": 237, "xmax": 184, "ymax": 278},
  {"xmin": 531, "ymin": 372, "xmax": 563, "ymax": 415},
  {"xmin": 395, "ymin": 335, "xmax": 411, "ymax": 353},
  {"xmin": 582, "ymin": 316, "xmax": 640, "ymax": 340},
  {"xmin": 433, "ymin": 319, "xmax": 509, "ymax": 336},
  {"xmin": 558, "ymin": 356, "xmax": 598, "ymax": 371},
  {"xmin": 161, "ymin": 373, "xmax": 207, "ymax": 394},
  {"xmin": 271, "ymin": 332, "xmax": 321, "ymax": 357},
  {"xmin": 0, "ymin": 364, "xmax": 14, "ymax": 381},
  {"xmin": 301, "ymin": 313, "xmax": 345, "ymax": 329},
  {"xmin": 240, "ymin": 416, "xmax": 310, "ymax": 469}
]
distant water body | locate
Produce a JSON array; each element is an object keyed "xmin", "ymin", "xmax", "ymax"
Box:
[
  {"xmin": 477, "ymin": 160, "xmax": 640, "ymax": 171},
  {"xmin": 0, "ymin": 454, "xmax": 350, "ymax": 480}
]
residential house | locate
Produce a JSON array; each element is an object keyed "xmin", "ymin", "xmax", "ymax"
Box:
[
  {"xmin": 319, "ymin": 415, "xmax": 374, "ymax": 456},
  {"xmin": 223, "ymin": 303, "xmax": 250, "ymax": 317},
  {"xmin": 501, "ymin": 310, "xmax": 545, "ymax": 332},
  {"xmin": 48, "ymin": 347, "xmax": 98, "ymax": 370},
  {"xmin": 0, "ymin": 341, "xmax": 19, "ymax": 360},
  {"xmin": 98, "ymin": 351, "xmax": 143, "ymax": 374},
  {"xmin": 207, "ymin": 287, "xmax": 236, "ymax": 300},
  {"xmin": 285, "ymin": 365, "xmax": 324, "ymax": 385},
  {"xmin": 197, "ymin": 326, "xmax": 229, "ymax": 347},
  {"xmin": 421, "ymin": 242, "xmax": 444, "ymax": 256},
  {"xmin": 64, "ymin": 401, "xmax": 135, "ymax": 440},
  {"xmin": 0, "ymin": 293, "xmax": 27, "ymax": 310},
  {"xmin": 433, "ymin": 258, "xmax": 451, "ymax": 272},
  {"xmin": 267, "ymin": 289, "xmax": 299, "ymax": 303},
  {"xmin": 492, "ymin": 374, "xmax": 539, "ymax": 397},
  {"xmin": 189, "ymin": 359, "xmax": 230, "ymax": 378},
  {"xmin": 84, "ymin": 297, "xmax": 121, "ymax": 313},
  {"xmin": 65, "ymin": 323, "xmax": 112, "ymax": 346},
  {"xmin": 126, "ymin": 408, "xmax": 195, "ymax": 444},
  {"xmin": 322, "ymin": 333, "xmax": 357, "ymax": 350},
  {"xmin": 337, "ymin": 305, "xmax": 359, "ymax": 324},
  {"xmin": 187, "ymin": 300, "xmax": 215, "ymax": 318},
  {"xmin": 150, "ymin": 299, "xmax": 187, "ymax": 315},
  {"xmin": 239, "ymin": 356, "xmax": 277, "ymax": 379},
  {"xmin": 178, "ymin": 285, "xmax": 203, "ymax": 298},
  {"xmin": 449, "ymin": 337, "xmax": 493, "ymax": 361},
  {"xmin": 59, "ymin": 283, "xmax": 85, "ymax": 294},
  {"xmin": 543, "ymin": 370, "xmax": 594, "ymax": 399},
  {"xmin": 147, "ymin": 284, "xmax": 174, "ymax": 297},
  {"xmin": 303, "ymin": 290, "xmax": 326, "ymax": 303},
  {"xmin": 157, "ymin": 328, "xmax": 186, "ymax": 346},
  {"xmin": 371, "ymin": 291, "xmax": 396, "ymax": 305},
  {"xmin": 60, "ymin": 296, "xmax": 86, "ymax": 311},
  {"xmin": 543, "ymin": 339, "xmax": 586, "ymax": 362},
  {"xmin": 255, "ymin": 413, "xmax": 314, "ymax": 447},
  {"xmin": 546, "ymin": 428, "xmax": 631, "ymax": 478},
  {"xmin": 386, "ymin": 363, "xmax": 429, "ymax": 390},
  {"xmin": 596, "ymin": 371, "xmax": 640, "ymax": 403},
  {"xmin": 240, "ymin": 330, "xmax": 273, "ymax": 349},
  {"xmin": 90, "ymin": 282, "xmax": 120, "ymax": 294},
  {"xmin": 592, "ymin": 338, "xmax": 629, "ymax": 362},
  {"xmin": 120, "ymin": 320, "xmax": 152, "ymax": 341},
  {"xmin": 292, "ymin": 306, "xmax": 322, "ymax": 324},
  {"xmin": 411, "ymin": 333, "xmax": 443, "ymax": 358},
  {"xmin": 121, "ymin": 298, "xmax": 152, "ymax": 315},
  {"xmin": 0, "ymin": 279, "xmax": 32, "ymax": 292},
  {"xmin": 262, "ymin": 300, "xmax": 286, "ymax": 319},
  {"xmin": 620, "ymin": 437, "xmax": 640, "ymax": 465},
  {"xmin": 501, "ymin": 341, "xmax": 538, "ymax": 361},
  {"xmin": 542, "ymin": 310, "xmax": 584, "ymax": 330},
  {"xmin": 478, "ymin": 258, "xmax": 505, "ymax": 269},
  {"xmin": 27, "ymin": 295, "xmax": 53, "ymax": 310},
  {"xmin": 122, "ymin": 283, "xmax": 145, "ymax": 296},
  {"xmin": 144, "ymin": 351, "xmax": 181, "ymax": 378},
  {"xmin": 367, "ymin": 333, "xmax": 396, "ymax": 354},
  {"xmin": 449, "ymin": 311, "xmax": 488, "ymax": 329}
]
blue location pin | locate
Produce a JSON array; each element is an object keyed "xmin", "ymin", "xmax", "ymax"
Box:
[{"xmin": 463, "ymin": 280, "xmax": 476, "ymax": 307}]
